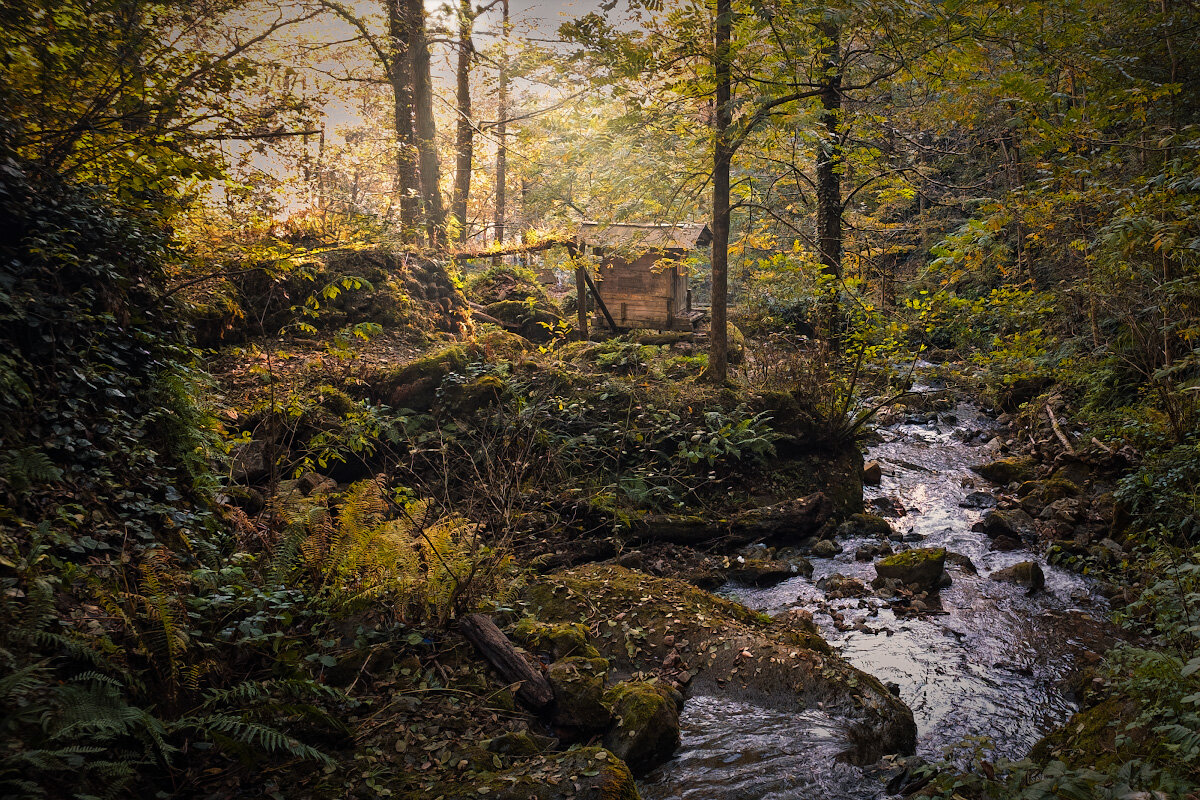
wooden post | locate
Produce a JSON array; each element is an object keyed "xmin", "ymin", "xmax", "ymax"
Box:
[{"xmin": 567, "ymin": 242, "xmax": 588, "ymax": 340}]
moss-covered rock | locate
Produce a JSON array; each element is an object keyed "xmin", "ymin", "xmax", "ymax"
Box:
[
  {"xmin": 972, "ymin": 456, "xmax": 1037, "ymax": 485},
  {"xmin": 548, "ymin": 657, "xmax": 612, "ymax": 731},
  {"xmin": 1017, "ymin": 477, "xmax": 1082, "ymax": 514},
  {"xmin": 369, "ymin": 344, "xmax": 477, "ymax": 410},
  {"xmin": 514, "ymin": 619, "xmax": 603, "ymax": 661},
  {"xmin": 440, "ymin": 374, "xmax": 508, "ymax": 414},
  {"xmin": 602, "ymin": 681, "xmax": 681, "ymax": 776},
  {"xmin": 522, "ymin": 565, "xmax": 916, "ymax": 765},
  {"xmin": 981, "ymin": 508, "xmax": 1037, "ymax": 542},
  {"xmin": 874, "ymin": 548, "xmax": 947, "ymax": 593}
]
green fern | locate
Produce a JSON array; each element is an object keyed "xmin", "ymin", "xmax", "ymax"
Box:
[{"xmin": 0, "ymin": 446, "xmax": 63, "ymax": 492}]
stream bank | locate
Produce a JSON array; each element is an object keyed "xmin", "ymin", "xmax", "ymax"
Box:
[{"xmin": 639, "ymin": 390, "xmax": 1120, "ymax": 799}]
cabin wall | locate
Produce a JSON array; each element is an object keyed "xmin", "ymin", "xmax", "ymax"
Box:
[{"xmin": 594, "ymin": 251, "xmax": 686, "ymax": 329}]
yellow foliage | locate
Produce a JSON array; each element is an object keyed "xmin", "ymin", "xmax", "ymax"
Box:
[{"xmin": 293, "ymin": 479, "xmax": 510, "ymax": 624}]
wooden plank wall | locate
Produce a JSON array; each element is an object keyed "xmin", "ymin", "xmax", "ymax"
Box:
[{"xmin": 594, "ymin": 252, "xmax": 684, "ymax": 329}]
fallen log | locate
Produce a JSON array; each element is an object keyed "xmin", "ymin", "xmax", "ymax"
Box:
[
  {"xmin": 629, "ymin": 492, "xmax": 833, "ymax": 546},
  {"xmin": 458, "ymin": 614, "xmax": 553, "ymax": 710}
]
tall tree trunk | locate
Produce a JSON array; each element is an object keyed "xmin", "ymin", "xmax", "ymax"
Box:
[
  {"xmin": 815, "ymin": 17, "xmax": 842, "ymax": 344},
  {"xmin": 494, "ymin": 0, "xmax": 509, "ymax": 247},
  {"xmin": 405, "ymin": 0, "xmax": 446, "ymax": 246},
  {"xmin": 709, "ymin": 0, "xmax": 732, "ymax": 383},
  {"xmin": 388, "ymin": 0, "xmax": 419, "ymax": 232},
  {"xmin": 451, "ymin": 0, "xmax": 475, "ymax": 243}
]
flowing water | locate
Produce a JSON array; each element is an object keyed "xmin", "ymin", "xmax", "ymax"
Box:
[{"xmin": 640, "ymin": 393, "xmax": 1115, "ymax": 799}]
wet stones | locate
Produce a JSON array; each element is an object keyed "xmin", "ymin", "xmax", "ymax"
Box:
[
  {"xmin": 820, "ymin": 573, "xmax": 871, "ymax": 599},
  {"xmin": 863, "ymin": 460, "xmax": 883, "ymax": 485},
  {"xmin": 990, "ymin": 561, "xmax": 1046, "ymax": 593},
  {"xmin": 873, "ymin": 548, "xmax": 948, "ymax": 594}
]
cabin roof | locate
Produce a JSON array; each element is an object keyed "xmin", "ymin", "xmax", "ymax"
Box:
[{"xmin": 578, "ymin": 221, "xmax": 712, "ymax": 251}]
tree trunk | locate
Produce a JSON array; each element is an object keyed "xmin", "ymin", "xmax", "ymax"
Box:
[
  {"xmin": 387, "ymin": 0, "xmax": 419, "ymax": 232},
  {"xmin": 451, "ymin": 0, "xmax": 475, "ymax": 243},
  {"xmin": 458, "ymin": 614, "xmax": 554, "ymax": 710},
  {"xmin": 815, "ymin": 18, "xmax": 843, "ymax": 343},
  {"xmin": 494, "ymin": 0, "xmax": 510, "ymax": 247},
  {"xmin": 709, "ymin": 0, "xmax": 732, "ymax": 383},
  {"xmin": 405, "ymin": 0, "xmax": 446, "ymax": 246}
]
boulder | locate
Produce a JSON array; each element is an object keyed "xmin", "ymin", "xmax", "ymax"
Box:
[
  {"xmin": 726, "ymin": 556, "xmax": 813, "ymax": 586},
  {"xmin": 874, "ymin": 548, "xmax": 947, "ymax": 594},
  {"xmin": 514, "ymin": 620, "xmax": 602, "ymax": 661},
  {"xmin": 990, "ymin": 534, "xmax": 1023, "ymax": 551},
  {"xmin": 230, "ymin": 439, "xmax": 269, "ymax": 483},
  {"xmin": 982, "ymin": 508, "xmax": 1037, "ymax": 541},
  {"xmin": 548, "ymin": 657, "xmax": 612, "ymax": 731},
  {"xmin": 990, "ymin": 561, "xmax": 1046, "ymax": 593},
  {"xmin": 811, "ymin": 539, "xmax": 843, "ymax": 558},
  {"xmin": 971, "ymin": 456, "xmax": 1036, "ymax": 485},
  {"xmin": 602, "ymin": 681, "xmax": 682, "ymax": 776},
  {"xmin": 863, "ymin": 460, "xmax": 883, "ymax": 485},
  {"xmin": 944, "ymin": 552, "xmax": 978, "ymax": 574},
  {"xmin": 959, "ymin": 491, "xmax": 997, "ymax": 509},
  {"xmin": 524, "ymin": 565, "xmax": 917, "ymax": 765},
  {"xmin": 869, "ymin": 496, "xmax": 907, "ymax": 517}
]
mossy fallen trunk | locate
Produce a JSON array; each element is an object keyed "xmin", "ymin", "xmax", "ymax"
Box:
[{"xmin": 628, "ymin": 492, "xmax": 833, "ymax": 546}]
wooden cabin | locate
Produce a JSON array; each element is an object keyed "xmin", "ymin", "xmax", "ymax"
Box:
[{"xmin": 578, "ymin": 222, "xmax": 711, "ymax": 331}]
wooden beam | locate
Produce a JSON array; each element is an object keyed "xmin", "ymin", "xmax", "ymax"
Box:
[
  {"xmin": 582, "ymin": 269, "xmax": 618, "ymax": 331},
  {"xmin": 566, "ymin": 242, "xmax": 588, "ymax": 339}
]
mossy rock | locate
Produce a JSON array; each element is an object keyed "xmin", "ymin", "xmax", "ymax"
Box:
[
  {"xmin": 548, "ymin": 657, "xmax": 613, "ymax": 731},
  {"xmin": 971, "ymin": 456, "xmax": 1036, "ymax": 485},
  {"xmin": 522, "ymin": 565, "xmax": 916, "ymax": 765},
  {"xmin": 1017, "ymin": 477, "xmax": 1082, "ymax": 510},
  {"xmin": 602, "ymin": 681, "xmax": 681, "ymax": 776},
  {"xmin": 981, "ymin": 508, "xmax": 1037, "ymax": 541},
  {"xmin": 1029, "ymin": 697, "xmax": 1132, "ymax": 772},
  {"xmin": 513, "ymin": 619, "xmax": 603, "ymax": 661},
  {"xmin": 838, "ymin": 513, "xmax": 893, "ymax": 539},
  {"xmin": 476, "ymin": 327, "xmax": 536, "ymax": 356},
  {"xmin": 875, "ymin": 548, "xmax": 947, "ymax": 593},
  {"xmin": 370, "ymin": 344, "xmax": 478, "ymax": 410},
  {"xmin": 440, "ymin": 374, "xmax": 508, "ymax": 414}
]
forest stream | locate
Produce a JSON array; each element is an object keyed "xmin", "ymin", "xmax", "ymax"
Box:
[{"xmin": 640, "ymin": 386, "xmax": 1117, "ymax": 799}]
